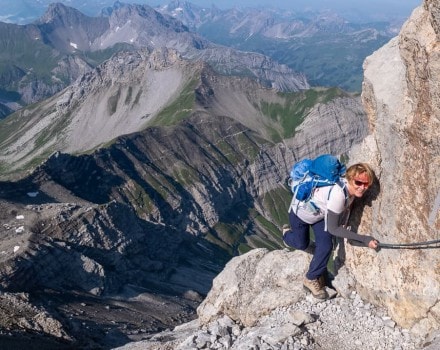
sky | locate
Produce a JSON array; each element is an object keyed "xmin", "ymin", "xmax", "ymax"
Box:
[
  {"xmin": 146, "ymin": 0, "xmax": 423, "ymax": 21},
  {"xmin": 0, "ymin": 0, "xmax": 424, "ymax": 24}
]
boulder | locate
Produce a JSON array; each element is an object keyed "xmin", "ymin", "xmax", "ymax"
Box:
[{"xmin": 197, "ymin": 248, "xmax": 311, "ymax": 327}]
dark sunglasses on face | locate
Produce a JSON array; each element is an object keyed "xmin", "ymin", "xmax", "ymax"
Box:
[{"xmin": 353, "ymin": 179, "xmax": 370, "ymax": 187}]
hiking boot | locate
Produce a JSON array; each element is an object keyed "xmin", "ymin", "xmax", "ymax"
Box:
[
  {"xmin": 318, "ymin": 274, "xmax": 326, "ymax": 288},
  {"xmin": 303, "ymin": 277, "xmax": 328, "ymax": 299}
]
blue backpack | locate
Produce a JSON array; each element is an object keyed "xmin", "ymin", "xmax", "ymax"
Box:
[{"xmin": 288, "ymin": 154, "xmax": 346, "ymax": 201}]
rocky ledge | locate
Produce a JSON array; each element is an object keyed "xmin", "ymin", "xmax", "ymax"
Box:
[{"xmin": 113, "ymin": 248, "xmax": 437, "ymax": 350}]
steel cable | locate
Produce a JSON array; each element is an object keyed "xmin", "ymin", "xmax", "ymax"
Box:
[{"xmin": 378, "ymin": 239, "xmax": 440, "ymax": 249}]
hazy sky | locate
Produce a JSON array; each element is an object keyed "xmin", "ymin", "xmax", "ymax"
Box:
[
  {"xmin": 0, "ymin": 0, "xmax": 424, "ymax": 24},
  {"xmin": 147, "ymin": 0, "xmax": 422, "ymax": 21}
]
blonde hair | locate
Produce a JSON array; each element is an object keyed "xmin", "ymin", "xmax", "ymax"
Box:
[{"xmin": 345, "ymin": 163, "xmax": 374, "ymax": 186}]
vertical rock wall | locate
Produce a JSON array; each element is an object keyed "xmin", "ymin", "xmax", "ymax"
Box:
[{"xmin": 343, "ymin": 0, "xmax": 440, "ymax": 337}]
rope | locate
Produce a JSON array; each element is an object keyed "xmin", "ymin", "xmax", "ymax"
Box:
[{"xmin": 378, "ymin": 239, "xmax": 440, "ymax": 249}]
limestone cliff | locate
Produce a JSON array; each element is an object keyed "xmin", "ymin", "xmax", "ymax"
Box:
[{"xmin": 343, "ymin": 0, "xmax": 440, "ymax": 338}]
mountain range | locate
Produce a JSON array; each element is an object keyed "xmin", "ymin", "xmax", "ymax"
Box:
[
  {"xmin": 0, "ymin": 1, "xmax": 308, "ymax": 119},
  {"xmin": 0, "ymin": 0, "xmax": 410, "ymax": 119},
  {"xmin": 156, "ymin": 0, "xmax": 404, "ymax": 92},
  {"xmin": 0, "ymin": 0, "xmax": 429, "ymax": 349},
  {"xmin": 0, "ymin": 2, "xmax": 371, "ymax": 346}
]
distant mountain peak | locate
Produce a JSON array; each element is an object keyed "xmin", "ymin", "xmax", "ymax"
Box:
[{"xmin": 37, "ymin": 2, "xmax": 90, "ymax": 25}]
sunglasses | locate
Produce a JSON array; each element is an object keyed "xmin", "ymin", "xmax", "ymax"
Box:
[{"xmin": 353, "ymin": 179, "xmax": 370, "ymax": 187}]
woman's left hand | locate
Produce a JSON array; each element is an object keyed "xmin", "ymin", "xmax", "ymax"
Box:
[{"xmin": 368, "ymin": 239, "xmax": 379, "ymax": 249}]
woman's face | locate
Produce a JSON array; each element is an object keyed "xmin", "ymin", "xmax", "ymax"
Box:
[{"xmin": 347, "ymin": 172, "xmax": 371, "ymax": 198}]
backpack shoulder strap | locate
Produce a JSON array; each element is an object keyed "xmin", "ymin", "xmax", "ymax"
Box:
[
  {"xmin": 324, "ymin": 180, "xmax": 349, "ymax": 231},
  {"xmin": 327, "ymin": 179, "xmax": 349, "ymax": 206}
]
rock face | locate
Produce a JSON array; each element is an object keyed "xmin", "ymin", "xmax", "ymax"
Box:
[
  {"xmin": 285, "ymin": 96, "xmax": 368, "ymax": 158},
  {"xmin": 0, "ymin": 195, "xmax": 227, "ymax": 348},
  {"xmin": 196, "ymin": 248, "xmax": 310, "ymax": 327},
  {"xmin": 342, "ymin": 0, "xmax": 440, "ymax": 337}
]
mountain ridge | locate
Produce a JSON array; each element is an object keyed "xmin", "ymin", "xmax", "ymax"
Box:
[
  {"xmin": 0, "ymin": 2, "xmax": 308, "ymax": 118},
  {"xmin": 0, "ymin": 46, "xmax": 357, "ymax": 180},
  {"xmin": 156, "ymin": 0, "xmax": 404, "ymax": 92}
]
